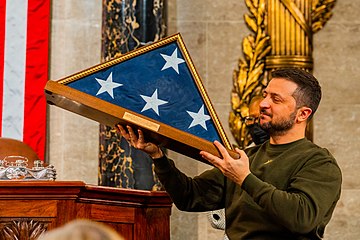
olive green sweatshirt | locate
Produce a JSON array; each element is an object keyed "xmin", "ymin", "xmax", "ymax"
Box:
[{"xmin": 153, "ymin": 138, "xmax": 342, "ymax": 240}]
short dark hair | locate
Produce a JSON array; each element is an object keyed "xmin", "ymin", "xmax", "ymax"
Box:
[{"xmin": 270, "ymin": 68, "xmax": 322, "ymax": 120}]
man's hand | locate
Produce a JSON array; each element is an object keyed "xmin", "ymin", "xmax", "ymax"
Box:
[
  {"xmin": 116, "ymin": 124, "xmax": 163, "ymax": 159},
  {"xmin": 200, "ymin": 141, "xmax": 250, "ymax": 186}
]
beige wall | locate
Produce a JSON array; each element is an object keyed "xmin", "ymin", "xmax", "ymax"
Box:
[
  {"xmin": 49, "ymin": 0, "xmax": 102, "ymax": 184},
  {"xmin": 312, "ymin": 1, "xmax": 360, "ymax": 239},
  {"xmin": 49, "ymin": 1, "xmax": 359, "ymax": 239}
]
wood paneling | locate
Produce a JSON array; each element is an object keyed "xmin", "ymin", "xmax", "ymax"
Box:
[{"xmin": 0, "ymin": 181, "xmax": 172, "ymax": 240}]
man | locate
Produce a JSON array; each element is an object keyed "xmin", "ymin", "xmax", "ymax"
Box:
[{"xmin": 117, "ymin": 68, "xmax": 342, "ymax": 239}]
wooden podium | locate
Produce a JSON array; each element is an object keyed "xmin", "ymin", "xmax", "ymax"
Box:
[{"xmin": 0, "ymin": 181, "xmax": 172, "ymax": 240}]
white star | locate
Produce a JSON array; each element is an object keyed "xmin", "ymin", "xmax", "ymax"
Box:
[
  {"xmin": 160, "ymin": 48, "xmax": 185, "ymax": 74},
  {"xmin": 187, "ymin": 105, "xmax": 211, "ymax": 130},
  {"xmin": 140, "ymin": 89, "xmax": 168, "ymax": 115},
  {"xmin": 95, "ymin": 72, "xmax": 123, "ymax": 98}
]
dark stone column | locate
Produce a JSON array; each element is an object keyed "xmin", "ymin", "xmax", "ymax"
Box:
[{"xmin": 99, "ymin": 0, "xmax": 167, "ymax": 190}]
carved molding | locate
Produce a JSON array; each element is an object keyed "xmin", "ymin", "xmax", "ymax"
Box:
[{"xmin": 0, "ymin": 219, "xmax": 51, "ymax": 240}]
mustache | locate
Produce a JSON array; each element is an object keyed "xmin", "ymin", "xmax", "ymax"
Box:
[{"xmin": 260, "ymin": 109, "xmax": 272, "ymax": 117}]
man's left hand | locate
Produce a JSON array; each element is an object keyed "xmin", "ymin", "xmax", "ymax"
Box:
[{"xmin": 200, "ymin": 141, "xmax": 250, "ymax": 186}]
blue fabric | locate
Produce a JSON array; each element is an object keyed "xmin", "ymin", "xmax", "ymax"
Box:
[{"xmin": 68, "ymin": 42, "xmax": 222, "ymax": 143}]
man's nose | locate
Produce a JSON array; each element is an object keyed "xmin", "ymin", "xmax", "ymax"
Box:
[{"xmin": 259, "ymin": 98, "xmax": 269, "ymax": 108}]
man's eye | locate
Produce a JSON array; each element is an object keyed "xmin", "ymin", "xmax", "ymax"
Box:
[{"xmin": 273, "ymin": 97, "xmax": 281, "ymax": 103}]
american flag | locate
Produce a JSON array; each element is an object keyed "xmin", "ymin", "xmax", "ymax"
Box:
[
  {"xmin": 64, "ymin": 34, "xmax": 230, "ymax": 147},
  {"xmin": 0, "ymin": 0, "xmax": 50, "ymax": 160}
]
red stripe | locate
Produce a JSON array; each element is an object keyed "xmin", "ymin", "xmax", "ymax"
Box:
[
  {"xmin": 23, "ymin": 0, "xmax": 50, "ymax": 160},
  {"xmin": 0, "ymin": 1, "xmax": 6, "ymax": 136}
]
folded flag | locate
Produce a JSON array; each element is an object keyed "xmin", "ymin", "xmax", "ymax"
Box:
[{"xmin": 45, "ymin": 33, "xmax": 235, "ymax": 163}]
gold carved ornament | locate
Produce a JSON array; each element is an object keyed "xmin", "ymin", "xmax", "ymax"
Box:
[
  {"xmin": 312, "ymin": 0, "xmax": 337, "ymax": 33},
  {"xmin": 229, "ymin": 0, "xmax": 336, "ymax": 149},
  {"xmin": 229, "ymin": 0, "xmax": 270, "ymax": 149}
]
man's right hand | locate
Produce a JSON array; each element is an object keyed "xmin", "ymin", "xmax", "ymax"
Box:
[{"xmin": 116, "ymin": 124, "xmax": 163, "ymax": 159}]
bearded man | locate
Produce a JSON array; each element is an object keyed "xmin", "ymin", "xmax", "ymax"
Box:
[{"xmin": 117, "ymin": 68, "xmax": 342, "ymax": 240}]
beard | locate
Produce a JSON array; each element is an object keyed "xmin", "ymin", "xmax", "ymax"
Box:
[{"xmin": 260, "ymin": 109, "xmax": 297, "ymax": 136}]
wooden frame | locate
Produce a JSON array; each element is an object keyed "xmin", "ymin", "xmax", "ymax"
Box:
[{"xmin": 45, "ymin": 33, "xmax": 238, "ymax": 163}]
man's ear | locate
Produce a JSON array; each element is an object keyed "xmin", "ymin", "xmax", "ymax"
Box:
[{"xmin": 297, "ymin": 107, "xmax": 312, "ymax": 123}]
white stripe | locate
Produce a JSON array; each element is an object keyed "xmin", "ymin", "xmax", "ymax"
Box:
[{"xmin": 2, "ymin": 0, "xmax": 28, "ymax": 140}]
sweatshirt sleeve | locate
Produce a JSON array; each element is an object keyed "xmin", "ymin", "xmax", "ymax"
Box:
[
  {"xmin": 241, "ymin": 154, "xmax": 342, "ymax": 234},
  {"xmin": 153, "ymin": 155, "xmax": 226, "ymax": 212}
]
